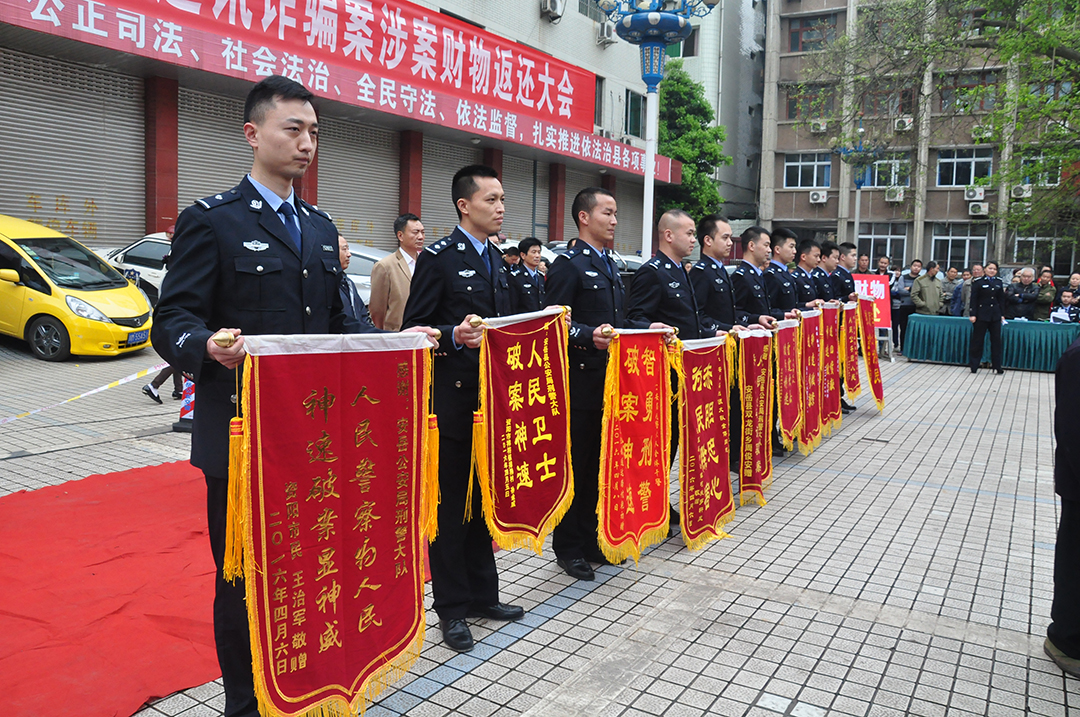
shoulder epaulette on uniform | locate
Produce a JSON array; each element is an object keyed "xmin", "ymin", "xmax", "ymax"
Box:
[
  {"xmin": 645, "ymin": 256, "xmax": 663, "ymax": 269},
  {"xmin": 510, "ymin": 268, "xmax": 522, "ymax": 277},
  {"xmin": 425, "ymin": 237, "xmax": 454, "ymax": 255},
  {"xmin": 194, "ymin": 188, "xmax": 243, "ymax": 210},
  {"xmin": 300, "ymin": 199, "xmax": 332, "ymax": 222},
  {"xmin": 489, "ymin": 242, "xmax": 504, "ymax": 255}
]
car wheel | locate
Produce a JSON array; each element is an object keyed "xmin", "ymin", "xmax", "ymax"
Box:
[{"xmin": 27, "ymin": 316, "xmax": 71, "ymax": 361}]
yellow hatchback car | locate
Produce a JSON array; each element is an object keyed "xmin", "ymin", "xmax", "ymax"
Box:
[{"xmin": 0, "ymin": 214, "xmax": 153, "ymax": 361}]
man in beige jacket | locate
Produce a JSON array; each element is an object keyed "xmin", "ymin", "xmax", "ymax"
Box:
[{"xmin": 369, "ymin": 213, "xmax": 424, "ymax": 330}]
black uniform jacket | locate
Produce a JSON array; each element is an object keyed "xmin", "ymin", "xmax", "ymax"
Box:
[
  {"xmin": 507, "ymin": 266, "xmax": 545, "ymax": 314},
  {"xmin": 401, "ymin": 228, "xmax": 510, "ymax": 438},
  {"xmin": 791, "ymin": 266, "xmax": 819, "ymax": 304},
  {"xmin": 543, "ymin": 242, "xmax": 648, "ymax": 411},
  {"xmin": 831, "ymin": 266, "xmax": 856, "ymax": 301},
  {"xmin": 1056, "ymin": 336, "xmax": 1080, "ymax": 499},
  {"xmin": 810, "ymin": 267, "xmax": 836, "ymax": 301},
  {"xmin": 627, "ymin": 253, "xmax": 717, "ymax": 341},
  {"xmin": 689, "ymin": 257, "xmax": 752, "ymax": 332},
  {"xmin": 151, "ymin": 176, "xmax": 370, "ymax": 478},
  {"xmin": 970, "ymin": 276, "xmax": 1006, "ymax": 322},
  {"xmin": 731, "ymin": 261, "xmax": 781, "ymax": 320},
  {"xmin": 764, "ymin": 262, "xmax": 798, "ymax": 313}
]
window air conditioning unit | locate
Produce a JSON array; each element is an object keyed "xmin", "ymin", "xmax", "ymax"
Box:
[
  {"xmin": 595, "ymin": 127, "xmax": 614, "ymax": 139},
  {"xmin": 968, "ymin": 201, "xmax": 990, "ymax": 216},
  {"xmin": 809, "ymin": 119, "xmax": 828, "ymax": 134},
  {"xmin": 809, "ymin": 190, "xmax": 828, "ymax": 204},
  {"xmin": 597, "ymin": 21, "xmax": 617, "ymax": 46},
  {"xmin": 971, "ymin": 125, "xmax": 993, "ymax": 141},
  {"xmin": 885, "ymin": 187, "xmax": 905, "ymax": 202},
  {"xmin": 540, "ymin": 0, "xmax": 564, "ymax": 19},
  {"xmin": 1011, "ymin": 184, "xmax": 1032, "ymax": 199},
  {"xmin": 964, "ymin": 186, "xmax": 985, "ymax": 201},
  {"xmin": 893, "ymin": 116, "xmax": 914, "ymax": 132},
  {"xmin": 620, "ymin": 134, "xmax": 645, "ymax": 149}
]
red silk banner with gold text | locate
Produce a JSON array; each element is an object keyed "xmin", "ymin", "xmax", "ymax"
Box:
[
  {"xmin": 676, "ymin": 336, "xmax": 735, "ymax": 551},
  {"xmin": 820, "ymin": 305, "xmax": 843, "ymax": 436},
  {"xmin": 858, "ymin": 297, "xmax": 886, "ymax": 411},
  {"xmin": 841, "ymin": 302, "xmax": 862, "ymax": 399},
  {"xmin": 773, "ymin": 320, "xmax": 802, "ymax": 451},
  {"xmin": 234, "ymin": 334, "xmax": 435, "ymax": 717},
  {"xmin": 797, "ymin": 311, "xmax": 823, "ymax": 455},
  {"xmin": 474, "ymin": 307, "xmax": 573, "ymax": 553},
  {"xmin": 598, "ymin": 330, "xmax": 672, "ymax": 564},
  {"xmin": 737, "ymin": 330, "xmax": 773, "ymax": 506}
]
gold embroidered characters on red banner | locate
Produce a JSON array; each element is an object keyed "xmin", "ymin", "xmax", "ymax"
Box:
[
  {"xmin": 797, "ymin": 311, "xmax": 824, "ymax": 455},
  {"xmin": 675, "ymin": 336, "xmax": 736, "ymax": 551},
  {"xmin": 858, "ymin": 297, "xmax": 886, "ymax": 411},
  {"xmin": 472, "ymin": 307, "xmax": 574, "ymax": 553},
  {"xmin": 773, "ymin": 320, "xmax": 802, "ymax": 452},
  {"xmin": 737, "ymin": 330, "xmax": 773, "ymax": 506},
  {"xmin": 227, "ymin": 333, "xmax": 436, "ymax": 717},
  {"xmin": 841, "ymin": 302, "xmax": 862, "ymax": 399},
  {"xmin": 820, "ymin": 305, "xmax": 843, "ymax": 435},
  {"xmin": 598, "ymin": 330, "xmax": 672, "ymax": 564}
]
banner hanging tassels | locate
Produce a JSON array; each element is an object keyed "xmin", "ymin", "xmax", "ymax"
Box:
[
  {"xmin": 797, "ymin": 310, "xmax": 823, "ymax": 456},
  {"xmin": 737, "ymin": 329, "xmax": 773, "ymax": 507},
  {"xmin": 224, "ymin": 358, "xmax": 254, "ymax": 583},
  {"xmin": 857, "ymin": 296, "xmax": 886, "ymax": 411},
  {"xmin": 773, "ymin": 320, "xmax": 802, "ymax": 452},
  {"xmin": 236, "ymin": 332, "xmax": 434, "ymax": 717},
  {"xmin": 472, "ymin": 307, "xmax": 574, "ymax": 553},
  {"xmin": 841, "ymin": 302, "xmax": 862, "ymax": 399},
  {"xmin": 820, "ymin": 305, "xmax": 843, "ymax": 435},
  {"xmin": 677, "ymin": 336, "xmax": 736, "ymax": 551},
  {"xmin": 421, "ymin": 348, "xmax": 440, "ymax": 543},
  {"xmin": 597, "ymin": 329, "xmax": 673, "ymax": 564}
]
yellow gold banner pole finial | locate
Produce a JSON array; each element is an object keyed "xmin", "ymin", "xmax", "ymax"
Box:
[
  {"xmin": 470, "ymin": 316, "xmax": 483, "ymax": 328},
  {"xmin": 601, "ymin": 325, "xmax": 614, "ymax": 338},
  {"xmin": 211, "ymin": 330, "xmax": 236, "ymax": 348}
]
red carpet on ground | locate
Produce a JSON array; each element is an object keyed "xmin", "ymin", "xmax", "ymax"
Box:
[{"xmin": 0, "ymin": 461, "xmax": 220, "ymax": 717}]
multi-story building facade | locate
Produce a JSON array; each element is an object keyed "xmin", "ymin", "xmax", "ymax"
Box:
[
  {"xmin": 756, "ymin": 0, "xmax": 1078, "ymax": 275},
  {"xmin": 0, "ymin": 0, "xmax": 680, "ymax": 254}
]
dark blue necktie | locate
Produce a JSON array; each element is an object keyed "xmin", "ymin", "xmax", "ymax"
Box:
[
  {"xmin": 278, "ymin": 202, "xmax": 302, "ymax": 253},
  {"xmin": 481, "ymin": 244, "xmax": 493, "ymax": 276},
  {"xmin": 600, "ymin": 252, "xmax": 612, "ymax": 277}
]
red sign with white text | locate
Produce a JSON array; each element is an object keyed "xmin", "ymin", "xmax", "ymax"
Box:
[
  {"xmin": 853, "ymin": 274, "xmax": 893, "ymax": 330},
  {"xmin": 4, "ymin": 0, "xmax": 676, "ymax": 180}
]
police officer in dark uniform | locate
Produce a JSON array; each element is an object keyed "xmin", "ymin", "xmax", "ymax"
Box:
[
  {"xmin": 151, "ymin": 77, "xmax": 435, "ymax": 717},
  {"xmin": 764, "ymin": 227, "xmax": 800, "ymax": 314},
  {"xmin": 792, "ymin": 238, "xmax": 823, "ymax": 307},
  {"xmin": 831, "ymin": 241, "xmax": 859, "ymax": 302},
  {"xmin": 401, "ymin": 165, "xmax": 523, "ymax": 653},
  {"xmin": 689, "ymin": 215, "xmax": 772, "ymax": 332},
  {"xmin": 813, "ymin": 241, "xmax": 840, "ymax": 301},
  {"xmin": 507, "ymin": 236, "xmax": 546, "ymax": 313},
  {"xmin": 337, "ymin": 233, "xmax": 377, "ymax": 328},
  {"xmin": 731, "ymin": 226, "xmax": 785, "ymax": 325},
  {"xmin": 968, "ymin": 260, "xmax": 1007, "ymax": 374}
]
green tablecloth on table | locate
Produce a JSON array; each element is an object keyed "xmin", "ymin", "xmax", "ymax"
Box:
[{"xmin": 904, "ymin": 314, "xmax": 1080, "ymax": 372}]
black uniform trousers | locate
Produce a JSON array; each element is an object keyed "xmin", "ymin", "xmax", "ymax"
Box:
[
  {"xmin": 206, "ymin": 475, "xmax": 258, "ymax": 717},
  {"xmin": 1050, "ymin": 498, "xmax": 1080, "ymax": 657},
  {"xmin": 969, "ymin": 319, "xmax": 1002, "ymax": 370},
  {"xmin": 551, "ymin": 407, "xmax": 603, "ymax": 560},
  {"xmin": 894, "ymin": 305, "xmax": 915, "ymax": 350}
]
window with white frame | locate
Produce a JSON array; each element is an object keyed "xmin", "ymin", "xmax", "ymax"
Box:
[
  {"xmin": 1014, "ymin": 234, "xmax": 1078, "ymax": 275},
  {"xmin": 1021, "ymin": 150, "xmax": 1061, "ymax": 186},
  {"xmin": 784, "ymin": 153, "xmax": 832, "ymax": 188},
  {"xmin": 937, "ymin": 148, "xmax": 993, "ymax": 186},
  {"xmin": 932, "ymin": 223, "xmax": 989, "ymax": 269},
  {"xmin": 863, "ymin": 153, "xmax": 911, "ymax": 187},
  {"xmin": 857, "ymin": 223, "xmax": 908, "ymax": 268}
]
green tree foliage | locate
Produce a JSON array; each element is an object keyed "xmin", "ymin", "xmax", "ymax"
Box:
[{"xmin": 656, "ymin": 59, "xmax": 732, "ymax": 220}]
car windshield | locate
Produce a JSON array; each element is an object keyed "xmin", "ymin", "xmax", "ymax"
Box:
[{"xmin": 16, "ymin": 236, "xmax": 128, "ymax": 290}]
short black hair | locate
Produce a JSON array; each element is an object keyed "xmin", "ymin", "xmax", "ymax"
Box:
[
  {"xmin": 244, "ymin": 75, "xmax": 315, "ymax": 124},
  {"xmin": 911, "ymin": 258, "xmax": 924, "ymax": 267},
  {"xmin": 773, "ymin": 227, "xmax": 799, "ymax": 243},
  {"xmin": 1041, "ymin": 267, "xmax": 1054, "ymax": 276},
  {"xmin": 394, "ymin": 213, "xmax": 421, "ymax": 236},
  {"xmin": 797, "ymin": 239, "xmax": 820, "ymax": 260},
  {"xmin": 925, "ymin": 260, "xmax": 938, "ymax": 270},
  {"xmin": 821, "ymin": 240, "xmax": 840, "ymax": 258},
  {"xmin": 451, "ymin": 165, "xmax": 499, "ymax": 219},
  {"xmin": 571, "ymin": 187, "xmax": 615, "ymax": 229},
  {"xmin": 697, "ymin": 214, "xmax": 731, "ymax": 243},
  {"xmin": 504, "ymin": 246, "xmax": 521, "ymax": 257},
  {"xmin": 985, "ymin": 261, "xmax": 999, "ymax": 270},
  {"xmin": 518, "ymin": 236, "xmax": 542, "ymax": 254},
  {"xmin": 740, "ymin": 226, "xmax": 770, "ymax": 252},
  {"xmin": 838, "ymin": 242, "xmax": 857, "ymax": 257}
]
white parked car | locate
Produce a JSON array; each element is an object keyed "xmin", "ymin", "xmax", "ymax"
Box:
[{"xmin": 101, "ymin": 233, "xmax": 171, "ymax": 306}]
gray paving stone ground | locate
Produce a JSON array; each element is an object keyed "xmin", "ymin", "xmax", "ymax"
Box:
[{"xmin": 1, "ymin": 332, "xmax": 1074, "ymax": 716}]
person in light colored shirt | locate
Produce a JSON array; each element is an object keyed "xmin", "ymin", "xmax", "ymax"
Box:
[{"xmin": 369, "ymin": 212, "xmax": 424, "ymax": 330}]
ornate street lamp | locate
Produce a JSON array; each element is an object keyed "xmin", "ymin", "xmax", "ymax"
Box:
[
  {"xmin": 595, "ymin": 0, "xmax": 720, "ymax": 256},
  {"xmin": 832, "ymin": 116, "xmax": 886, "ymax": 247}
]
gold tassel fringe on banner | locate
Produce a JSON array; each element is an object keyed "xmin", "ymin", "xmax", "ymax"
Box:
[
  {"xmin": 421, "ymin": 347, "xmax": 440, "ymax": 543},
  {"xmin": 224, "ymin": 357, "xmax": 253, "ymax": 583}
]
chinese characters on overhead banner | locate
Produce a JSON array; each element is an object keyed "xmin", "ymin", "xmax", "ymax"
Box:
[
  {"xmin": 230, "ymin": 333, "xmax": 436, "ymax": 717},
  {"xmin": 820, "ymin": 305, "xmax": 842, "ymax": 436},
  {"xmin": 598, "ymin": 330, "xmax": 672, "ymax": 564},
  {"xmin": 858, "ymin": 297, "xmax": 886, "ymax": 411},
  {"xmin": 676, "ymin": 337, "xmax": 735, "ymax": 552},
  {"xmin": 472, "ymin": 307, "xmax": 573, "ymax": 553},
  {"xmin": 797, "ymin": 310, "xmax": 823, "ymax": 456},
  {"xmin": 737, "ymin": 330, "xmax": 772, "ymax": 507},
  {"xmin": 773, "ymin": 320, "xmax": 801, "ymax": 452},
  {"xmin": 853, "ymin": 274, "xmax": 893, "ymax": 329},
  {"xmin": 5, "ymin": 0, "xmax": 675, "ymax": 180},
  {"xmin": 841, "ymin": 302, "xmax": 862, "ymax": 399}
]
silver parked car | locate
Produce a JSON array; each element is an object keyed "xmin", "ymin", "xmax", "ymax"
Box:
[{"xmin": 101, "ymin": 233, "xmax": 171, "ymax": 306}]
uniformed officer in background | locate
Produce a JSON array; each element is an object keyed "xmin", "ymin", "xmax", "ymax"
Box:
[
  {"xmin": 151, "ymin": 76, "xmax": 436, "ymax": 717},
  {"xmin": 545, "ymin": 187, "xmax": 657, "ymax": 581},
  {"xmin": 731, "ymin": 226, "xmax": 786, "ymax": 326},
  {"xmin": 832, "ymin": 242, "xmax": 859, "ymax": 302},
  {"xmin": 507, "ymin": 236, "xmax": 546, "ymax": 313},
  {"xmin": 764, "ymin": 227, "xmax": 800, "ymax": 314},
  {"xmin": 401, "ymin": 165, "xmax": 523, "ymax": 652},
  {"xmin": 968, "ymin": 260, "xmax": 1007, "ymax": 375},
  {"xmin": 791, "ymin": 239, "xmax": 823, "ymax": 308},
  {"xmin": 337, "ymin": 234, "xmax": 377, "ymax": 328},
  {"xmin": 813, "ymin": 240, "xmax": 841, "ymax": 302}
]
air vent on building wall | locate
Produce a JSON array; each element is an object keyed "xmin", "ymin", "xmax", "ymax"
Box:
[
  {"xmin": 963, "ymin": 186, "xmax": 985, "ymax": 201},
  {"xmin": 893, "ymin": 116, "xmax": 914, "ymax": 132},
  {"xmin": 597, "ymin": 21, "xmax": 617, "ymax": 46},
  {"xmin": 540, "ymin": 0, "xmax": 563, "ymax": 21},
  {"xmin": 809, "ymin": 191, "xmax": 828, "ymax": 204},
  {"xmin": 885, "ymin": 187, "xmax": 905, "ymax": 202},
  {"xmin": 1011, "ymin": 184, "xmax": 1033, "ymax": 199},
  {"xmin": 968, "ymin": 201, "xmax": 990, "ymax": 216},
  {"xmin": 809, "ymin": 120, "xmax": 828, "ymax": 134},
  {"xmin": 971, "ymin": 125, "xmax": 993, "ymax": 141}
]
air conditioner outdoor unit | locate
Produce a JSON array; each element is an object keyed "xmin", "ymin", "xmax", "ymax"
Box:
[
  {"xmin": 597, "ymin": 21, "xmax": 616, "ymax": 46},
  {"xmin": 971, "ymin": 125, "xmax": 993, "ymax": 141},
  {"xmin": 885, "ymin": 187, "xmax": 905, "ymax": 202},
  {"xmin": 893, "ymin": 116, "xmax": 914, "ymax": 132},
  {"xmin": 964, "ymin": 186, "xmax": 985, "ymax": 201},
  {"xmin": 620, "ymin": 134, "xmax": 645, "ymax": 149},
  {"xmin": 809, "ymin": 120, "xmax": 828, "ymax": 134},
  {"xmin": 1011, "ymin": 184, "xmax": 1032, "ymax": 199},
  {"xmin": 809, "ymin": 190, "xmax": 828, "ymax": 204},
  {"xmin": 968, "ymin": 201, "xmax": 990, "ymax": 216},
  {"xmin": 596, "ymin": 128, "xmax": 614, "ymax": 139},
  {"xmin": 540, "ymin": 0, "xmax": 564, "ymax": 19}
]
